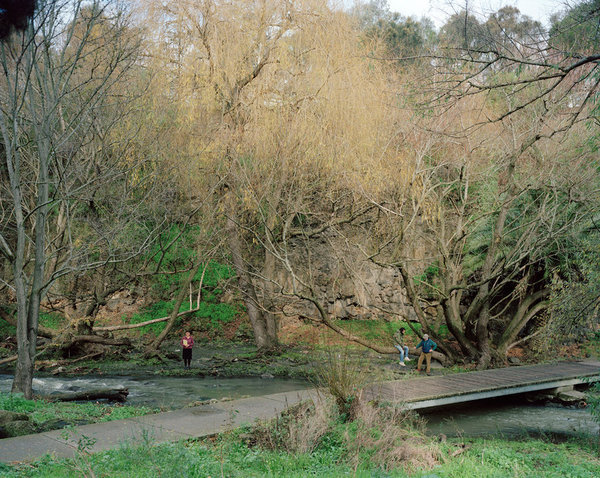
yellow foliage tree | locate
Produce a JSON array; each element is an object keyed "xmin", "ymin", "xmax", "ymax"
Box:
[{"xmin": 136, "ymin": 0, "xmax": 411, "ymax": 350}]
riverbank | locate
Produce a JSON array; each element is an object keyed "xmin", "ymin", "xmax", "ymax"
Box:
[
  {"xmin": 2, "ymin": 343, "xmax": 422, "ymax": 381},
  {"xmin": 0, "ymin": 391, "xmax": 159, "ymax": 439}
]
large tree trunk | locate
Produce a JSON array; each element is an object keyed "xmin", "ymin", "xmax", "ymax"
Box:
[
  {"xmin": 259, "ymin": 176, "xmax": 286, "ymax": 348},
  {"xmin": 226, "ymin": 211, "xmax": 275, "ymax": 350},
  {"xmin": 441, "ymin": 292, "xmax": 478, "ymax": 358},
  {"xmin": 496, "ymin": 289, "xmax": 550, "ymax": 355},
  {"xmin": 11, "ymin": 121, "xmax": 50, "ymax": 399},
  {"xmin": 262, "ymin": 248, "xmax": 280, "ymax": 348}
]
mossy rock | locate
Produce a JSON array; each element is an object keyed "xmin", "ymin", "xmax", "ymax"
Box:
[
  {"xmin": 37, "ymin": 418, "xmax": 92, "ymax": 432},
  {"xmin": 0, "ymin": 410, "xmax": 29, "ymax": 426},
  {"xmin": 2, "ymin": 420, "xmax": 37, "ymax": 437}
]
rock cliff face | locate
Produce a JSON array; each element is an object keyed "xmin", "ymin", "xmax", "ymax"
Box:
[{"xmin": 269, "ymin": 234, "xmax": 427, "ymax": 323}]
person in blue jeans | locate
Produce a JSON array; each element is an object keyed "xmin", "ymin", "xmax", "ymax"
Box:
[
  {"xmin": 393, "ymin": 327, "xmax": 412, "ymax": 367},
  {"xmin": 416, "ymin": 334, "xmax": 437, "ymax": 375}
]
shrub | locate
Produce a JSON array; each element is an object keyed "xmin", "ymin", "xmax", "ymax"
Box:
[
  {"xmin": 247, "ymin": 393, "xmax": 437, "ymax": 475},
  {"xmin": 314, "ymin": 347, "xmax": 371, "ymax": 421}
]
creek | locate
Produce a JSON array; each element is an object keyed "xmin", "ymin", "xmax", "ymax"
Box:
[
  {"xmin": 0, "ymin": 373, "xmax": 309, "ymax": 409},
  {"xmin": 422, "ymin": 395, "xmax": 599, "ymax": 439},
  {"xmin": 1, "ymin": 374, "xmax": 597, "ymax": 439}
]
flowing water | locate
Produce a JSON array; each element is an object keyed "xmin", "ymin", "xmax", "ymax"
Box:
[
  {"xmin": 422, "ymin": 396, "xmax": 599, "ymax": 439},
  {"xmin": 0, "ymin": 374, "xmax": 309, "ymax": 409}
]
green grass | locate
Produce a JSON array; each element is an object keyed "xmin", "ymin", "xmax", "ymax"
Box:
[
  {"xmin": 124, "ymin": 299, "xmax": 241, "ymax": 337},
  {"xmin": 0, "ymin": 321, "xmax": 15, "ymax": 338},
  {"xmin": 435, "ymin": 437, "xmax": 600, "ymax": 478},
  {"xmin": 329, "ymin": 319, "xmax": 430, "ymax": 346},
  {"xmin": 0, "ymin": 310, "xmax": 64, "ymax": 338},
  {"xmin": 335, "ymin": 318, "xmax": 397, "ymax": 343},
  {"xmin": 0, "ymin": 392, "xmax": 159, "ymax": 428},
  {"xmin": 39, "ymin": 312, "xmax": 65, "ymax": 330},
  {"xmin": 1, "ymin": 431, "xmax": 597, "ymax": 477},
  {"xmin": 318, "ymin": 319, "xmax": 448, "ymax": 347}
]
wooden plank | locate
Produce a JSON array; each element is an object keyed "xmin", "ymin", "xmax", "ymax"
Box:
[{"xmin": 365, "ymin": 361, "xmax": 600, "ymax": 407}]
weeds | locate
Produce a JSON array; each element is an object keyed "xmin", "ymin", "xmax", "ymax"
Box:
[
  {"xmin": 59, "ymin": 429, "xmax": 97, "ymax": 478},
  {"xmin": 586, "ymin": 380, "xmax": 600, "ymax": 455},
  {"xmin": 247, "ymin": 348, "xmax": 438, "ymax": 475},
  {"xmin": 249, "ymin": 399, "xmax": 335, "ymax": 454},
  {"xmin": 313, "ymin": 346, "xmax": 371, "ymax": 421},
  {"xmin": 343, "ymin": 400, "xmax": 437, "ymax": 473},
  {"xmin": 247, "ymin": 394, "xmax": 438, "ymax": 474}
]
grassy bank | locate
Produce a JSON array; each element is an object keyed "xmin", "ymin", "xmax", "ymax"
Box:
[
  {"xmin": 1, "ymin": 426, "xmax": 597, "ymax": 477},
  {"xmin": 0, "ymin": 392, "xmax": 159, "ymax": 430}
]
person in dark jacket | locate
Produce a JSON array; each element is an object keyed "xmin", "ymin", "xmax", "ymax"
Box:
[
  {"xmin": 416, "ymin": 334, "xmax": 437, "ymax": 375},
  {"xmin": 180, "ymin": 331, "xmax": 194, "ymax": 369}
]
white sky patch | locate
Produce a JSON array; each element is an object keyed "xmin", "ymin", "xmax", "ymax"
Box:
[{"xmin": 378, "ymin": 0, "xmax": 569, "ymax": 27}]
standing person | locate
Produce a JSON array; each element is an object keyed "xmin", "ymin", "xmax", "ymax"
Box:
[
  {"xmin": 393, "ymin": 327, "xmax": 412, "ymax": 367},
  {"xmin": 416, "ymin": 333, "xmax": 437, "ymax": 375},
  {"xmin": 181, "ymin": 331, "xmax": 194, "ymax": 369}
]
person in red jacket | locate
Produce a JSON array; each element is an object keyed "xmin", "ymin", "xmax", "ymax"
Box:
[{"xmin": 180, "ymin": 331, "xmax": 194, "ymax": 369}]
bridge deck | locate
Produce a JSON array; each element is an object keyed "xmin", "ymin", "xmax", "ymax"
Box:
[{"xmin": 364, "ymin": 361, "xmax": 600, "ymax": 410}]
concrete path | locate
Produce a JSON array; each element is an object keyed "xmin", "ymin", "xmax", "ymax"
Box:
[{"xmin": 0, "ymin": 388, "xmax": 317, "ymax": 464}]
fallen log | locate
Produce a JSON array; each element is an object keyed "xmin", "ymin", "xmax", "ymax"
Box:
[
  {"xmin": 67, "ymin": 335, "xmax": 131, "ymax": 346},
  {"xmin": 36, "ymin": 352, "xmax": 103, "ymax": 369},
  {"xmin": 0, "ymin": 355, "xmax": 17, "ymax": 366},
  {"xmin": 94, "ymin": 308, "xmax": 200, "ymax": 332},
  {"xmin": 39, "ymin": 388, "xmax": 129, "ymax": 403},
  {"xmin": 0, "ymin": 345, "xmax": 49, "ymax": 366}
]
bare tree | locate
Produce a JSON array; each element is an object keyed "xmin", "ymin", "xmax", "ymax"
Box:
[
  {"xmin": 0, "ymin": 0, "xmax": 156, "ymax": 397},
  {"xmin": 362, "ymin": 2, "xmax": 600, "ymax": 368}
]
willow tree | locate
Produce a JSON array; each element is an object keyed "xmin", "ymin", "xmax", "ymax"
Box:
[
  {"xmin": 0, "ymin": 0, "xmax": 152, "ymax": 397},
  {"xmin": 136, "ymin": 0, "xmax": 422, "ymax": 352}
]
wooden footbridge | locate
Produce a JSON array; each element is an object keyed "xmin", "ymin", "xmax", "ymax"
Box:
[{"xmin": 364, "ymin": 360, "xmax": 600, "ymax": 410}]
